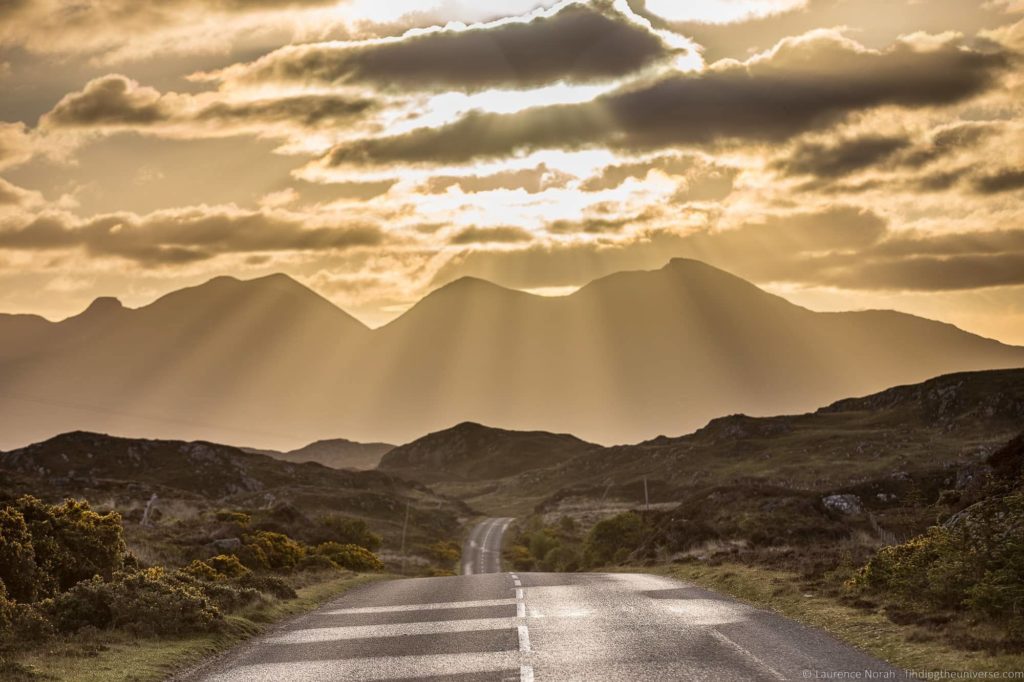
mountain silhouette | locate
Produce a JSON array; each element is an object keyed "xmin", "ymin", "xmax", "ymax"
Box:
[{"xmin": 1, "ymin": 259, "xmax": 1022, "ymax": 449}]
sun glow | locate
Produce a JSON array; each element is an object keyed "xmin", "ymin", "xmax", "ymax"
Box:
[{"xmin": 645, "ymin": 0, "xmax": 807, "ymax": 24}]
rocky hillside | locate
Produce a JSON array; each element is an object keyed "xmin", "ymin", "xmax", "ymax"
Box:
[
  {"xmin": 378, "ymin": 421, "xmax": 602, "ymax": 482},
  {"xmin": 445, "ymin": 368, "xmax": 1024, "ymax": 515},
  {"xmin": 0, "ymin": 431, "xmax": 468, "ymax": 553}
]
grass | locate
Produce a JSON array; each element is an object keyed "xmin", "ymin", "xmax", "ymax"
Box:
[
  {"xmin": 12, "ymin": 572, "xmax": 392, "ymax": 682},
  {"xmin": 637, "ymin": 562, "xmax": 1024, "ymax": 676}
]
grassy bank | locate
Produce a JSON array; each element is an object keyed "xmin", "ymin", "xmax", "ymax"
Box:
[
  {"xmin": 640, "ymin": 562, "xmax": 1024, "ymax": 676},
  {"xmin": 13, "ymin": 573, "xmax": 391, "ymax": 682}
]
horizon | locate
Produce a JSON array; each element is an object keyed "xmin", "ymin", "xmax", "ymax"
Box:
[
  {"xmin": 10, "ymin": 258, "xmax": 1024, "ymax": 345},
  {"xmin": 0, "ymin": 1, "xmax": 1023, "ymax": 343}
]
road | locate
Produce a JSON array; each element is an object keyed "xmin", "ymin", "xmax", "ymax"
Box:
[
  {"xmin": 462, "ymin": 517, "xmax": 513, "ymax": 575},
  {"xmin": 181, "ymin": 518, "xmax": 912, "ymax": 682}
]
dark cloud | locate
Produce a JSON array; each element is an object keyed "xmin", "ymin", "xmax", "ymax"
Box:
[
  {"xmin": 823, "ymin": 253, "xmax": 1024, "ymax": 291},
  {"xmin": 0, "ymin": 210, "xmax": 382, "ymax": 264},
  {"xmin": 449, "ymin": 226, "xmax": 534, "ymax": 244},
  {"xmin": 774, "ymin": 135, "xmax": 910, "ymax": 178},
  {"xmin": 221, "ymin": 2, "xmax": 675, "ymax": 91},
  {"xmin": 327, "ymin": 32, "xmax": 1007, "ymax": 165},
  {"xmin": 0, "ymin": 178, "xmax": 35, "ymax": 206},
  {"xmin": 44, "ymin": 75, "xmax": 169, "ymax": 127},
  {"xmin": 973, "ymin": 168, "xmax": 1024, "ymax": 194},
  {"xmin": 42, "ymin": 74, "xmax": 376, "ymax": 130}
]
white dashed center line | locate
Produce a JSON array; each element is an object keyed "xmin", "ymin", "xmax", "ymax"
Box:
[{"xmin": 517, "ymin": 625, "xmax": 531, "ymax": 652}]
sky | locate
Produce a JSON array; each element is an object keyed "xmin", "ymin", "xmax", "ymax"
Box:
[{"xmin": 1, "ymin": 0, "xmax": 1023, "ymax": 343}]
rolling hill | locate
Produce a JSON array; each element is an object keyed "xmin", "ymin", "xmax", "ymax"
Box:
[
  {"xmin": 250, "ymin": 438, "xmax": 395, "ymax": 470},
  {"xmin": 1, "ymin": 259, "xmax": 1022, "ymax": 449}
]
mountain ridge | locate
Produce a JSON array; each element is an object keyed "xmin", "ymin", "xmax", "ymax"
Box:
[{"xmin": 1, "ymin": 259, "xmax": 1022, "ymax": 449}]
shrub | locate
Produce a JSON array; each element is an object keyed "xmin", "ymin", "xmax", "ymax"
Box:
[
  {"xmin": 16, "ymin": 496, "xmax": 127, "ymax": 596},
  {"xmin": 315, "ymin": 542, "xmax": 384, "ymax": 572},
  {"xmin": 851, "ymin": 489, "xmax": 1024, "ymax": 640},
  {"xmin": 311, "ymin": 516, "xmax": 382, "ymax": 551},
  {"xmin": 0, "ymin": 583, "xmax": 52, "ymax": 648},
  {"xmin": 584, "ymin": 512, "xmax": 647, "ymax": 567},
  {"xmin": 506, "ymin": 544, "xmax": 534, "ymax": 572},
  {"xmin": 240, "ymin": 531, "xmax": 305, "ymax": 572},
  {"xmin": 235, "ymin": 574, "xmax": 297, "ymax": 600},
  {"xmin": 206, "ymin": 554, "xmax": 250, "ymax": 579},
  {"xmin": 181, "ymin": 559, "xmax": 223, "ymax": 582},
  {"xmin": 44, "ymin": 568, "xmax": 222, "ymax": 636},
  {"xmin": 0, "ymin": 507, "xmax": 43, "ymax": 602},
  {"xmin": 297, "ymin": 554, "xmax": 340, "ymax": 572},
  {"xmin": 425, "ymin": 540, "xmax": 460, "ymax": 565}
]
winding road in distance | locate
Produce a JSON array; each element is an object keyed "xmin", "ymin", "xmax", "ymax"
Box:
[{"xmin": 178, "ymin": 517, "xmax": 911, "ymax": 681}]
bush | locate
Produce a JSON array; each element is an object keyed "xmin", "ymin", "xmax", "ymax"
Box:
[
  {"xmin": 315, "ymin": 542, "xmax": 384, "ymax": 572},
  {"xmin": 0, "ymin": 583, "xmax": 52, "ymax": 648},
  {"xmin": 16, "ymin": 496, "xmax": 127, "ymax": 596},
  {"xmin": 0, "ymin": 507, "xmax": 43, "ymax": 603},
  {"xmin": 851, "ymin": 489, "xmax": 1024, "ymax": 640},
  {"xmin": 214, "ymin": 510, "xmax": 251, "ymax": 526},
  {"xmin": 235, "ymin": 573, "xmax": 297, "ymax": 600},
  {"xmin": 44, "ymin": 568, "xmax": 222, "ymax": 636},
  {"xmin": 181, "ymin": 559, "xmax": 223, "ymax": 582},
  {"xmin": 297, "ymin": 554, "xmax": 340, "ymax": 572},
  {"xmin": 240, "ymin": 531, "xmax": 305, "ymax": 572},
  {"xmin": 311, "ymin": 516, "xmax": 382, "ymax": 551},
  {"xmin": 206, "ymin": 554, "xmax": 250, "ymax": 579},
  {"xmin": 425, "ymin": 540, "xmax": 460, "ymax": 565},
  {"xmin": 584, "ymin": 512, "xmax": 647, "ymax": 567}
]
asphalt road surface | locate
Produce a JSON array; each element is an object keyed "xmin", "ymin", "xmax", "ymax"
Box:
[
  {"xmin": 180, "ymin": 518, "xmax": 912, "ymax": 681},
  {"xmin": 462, "ymin": 517, "xmax": 514, "ymax": 575}
]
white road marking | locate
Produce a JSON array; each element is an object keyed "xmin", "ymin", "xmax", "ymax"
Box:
[
  {"xmin": 205, "ymin": 652, "xmax": 521, "ymax": 682},
  {"xmin": 517, "ymin": 625, "xmax": 531, "ymax": 653},
  {"xmin": 324, "ymin": 598, "xmax": 516, "ymax": 615},
  {"xmin": 515, "ymin": 588, "xmax": 524, "ymax": 600},
  {"xmin": 520, "ymin": 664, "xmax": 535, "ymax": 682},
  {"xmin": 711, "ymin": 630, "xmax": 786, "ymax": 681},
  {"xmin": 513, "ymin": 578, "xmax": 522, "ymax": 587},
  {"xmin": 266, "ymin": 618, "xmax": 518, "ymax": 644},
  {"xmin": 517, "ymin": 602, "xmax": 526, "ymax": 618}
]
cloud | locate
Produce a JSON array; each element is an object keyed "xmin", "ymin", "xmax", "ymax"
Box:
[
  {"xmin": 326, "ymin": 31, "xmax": 1007, "ymax": 166},
  {"xmin": 774, "ymin": 135, "xmax": 910, "ymax": 178},
  {"xmin": 424, "ymin": 164, "xmax": 573, "ymax": 194},
  {"xmin": 209, "ymin": 1, "xmax": 679, "ymax": 92},
  {"xmin": 0, "ymin": 178, "xmax": 42, "ymax": 207},
  {"xmin": 0, "ymin": 208, "xmax": 383, "ymax": 265},
  {"xmin": 0, "ymin": 123, "xmax": 34, "ymax": 170},
  {"xmin": 0, "ymin": 0, "xmax": 349, "ymax": 62},
  {"xmin": 41, "ymin": 74, "xmax": 377, "ymax": 141},
  {"xmin": 973, "ymin": 167, "xmax": 1024, "ymax": 194},
  {"xmin": 449, "ymin": 226, "xmax": 534, "ymax": 244}
]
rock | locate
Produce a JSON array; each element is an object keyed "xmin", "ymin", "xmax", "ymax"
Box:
[
  {"xmin": 876, "ymin": 493, "xmax": 897, "ymax": 503},
  {"xmin": 212, "ymin": 537, "xmax": 242, "ymax": 551},
  {"xmin": 822, "ymin": 494, "xmax": 863, "ymax": 515}
]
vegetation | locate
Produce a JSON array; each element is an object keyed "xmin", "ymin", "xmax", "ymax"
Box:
[{"xmin": 0, "ymin": 495, "xmax": 387, "ymax": 676}]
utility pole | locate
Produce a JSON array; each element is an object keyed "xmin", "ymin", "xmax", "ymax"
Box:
[
  {"xmin": 400, "ymin": 502, "xmax": 410, "ymax": 574},
  {"xmin": 643, "ymin": 477, "xmax": 649, "ymax": 513}
]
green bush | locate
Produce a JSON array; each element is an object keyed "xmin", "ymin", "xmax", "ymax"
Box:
[
  {"xmin": 16, "ymin": 496, "xmax": 127, "ymax": 596},
  {"xmin": 584, "ymin": 512, "xmax": 647, "ymax": 567},
  {"xmin": 297, "ymin": 554, "xmax": 340, "ymax": 572},
  {"xmin": 312, "ymin": 516, "xmax": 382, "ymax": 551},
  {"xmin": 315, "ymin": 542, "xmax": 384, "ymax": 572},
  {"xmin": 0, "ymin": 507, "xmax": 43, "ymax": 603},
  {"xmin": 0, "ymin": 583, "xmax": 52, "ymax": 648},
  {"xmin": 851, "ymin": 490, "xmax": 1024, "ymax": 639},
  {"xmin": 214, "ymin": 510, "xmax": 251, "ymax": 526},
  {"xmin": 235, "ymin": 573, "xmax": 297, "ymax": 600},
  {"xmin": 206, "ymin": 554, "xmax": 250, "ymax": 579},
  {"xmin": 44, "ymin": 568, "xmax": 222, "ymax": 636},
  {"xmin": 240, "ymin": 531, "xmax": 305, "ymax": 572},
  {"xmin": 181, "ymin": 559, "xmax": 223, "ymax": 582}
]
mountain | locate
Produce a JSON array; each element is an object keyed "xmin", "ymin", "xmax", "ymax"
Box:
[
  {"xmin": 379, "ymin": 422, "xmax": 601, "ymax": 482},
  {"xmin": 415, "ymin": 368, "xmax": 1024, "ymax": 515},
  {"xmin": 1, "ymin": 259, "xmax": 1023, "ymax": 449},
  {"xmin": 0, "ymin": 431, "xmax": 465, "ymax": 551},
  {"xmin": 251, "ymin": 438, "xmax": 395, "ymax": 470}
]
